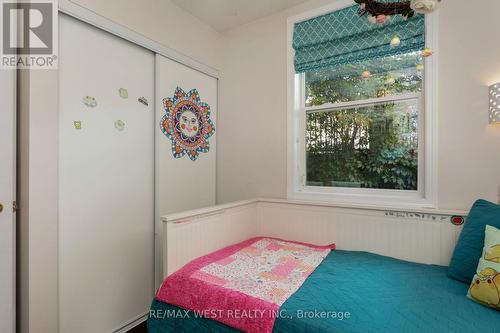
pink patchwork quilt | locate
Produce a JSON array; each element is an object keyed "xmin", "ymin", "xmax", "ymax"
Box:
[{"xmin": 155, "ymin": 237, "xmax": 335, "ymax": 333}]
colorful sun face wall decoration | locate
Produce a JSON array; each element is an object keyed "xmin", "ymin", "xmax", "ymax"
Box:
[{"xmin": 160, "ymin": 87, "xmax": 215, "ymax": 161}]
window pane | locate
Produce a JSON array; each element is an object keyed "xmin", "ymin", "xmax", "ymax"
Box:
[
  {"xmin": 305, "ymin": 52, "xmax": 423, "ymax": 107},
  {"xmin": 306, "ymin": 99, "xmax": 418, "ymax": 190}
]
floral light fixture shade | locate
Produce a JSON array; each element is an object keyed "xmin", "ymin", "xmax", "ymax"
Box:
[
  {"xmin": 410, "ymin": 0, "xmax": 439, "ymax": 14},
  {"xmin": 356, "ymin": 0, "xmax": 440, "ymax": 23},
  {"xmin": 489, "ymin": 84, "xmax": 500, "ymax": 125}
]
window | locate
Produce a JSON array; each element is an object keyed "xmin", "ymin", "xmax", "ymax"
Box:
[
  {"xmin": 288, "ymin": 2, "xmax": 437, "ymax": 207},
  {"xmin": 305, "ymin": 54, "xmax": 421, "ymax": 191}
]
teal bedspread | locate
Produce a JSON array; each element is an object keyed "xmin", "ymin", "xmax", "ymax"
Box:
[{"xmin": 148, "ymin": 251, "xmax": 500, "ymax": 333}]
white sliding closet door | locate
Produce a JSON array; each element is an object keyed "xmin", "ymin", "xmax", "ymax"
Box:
[
  {"xmin": 156, "ymin": 55, "xmax": 217, "ymax": 216},
  {"xmin": 59, "ymin": 15, "xmax": 154, "ymax": 333}
]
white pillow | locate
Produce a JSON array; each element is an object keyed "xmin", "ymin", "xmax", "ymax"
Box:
[{"xmin": 467, "ymin": 225, "xmax": 500, "ymax": 310}]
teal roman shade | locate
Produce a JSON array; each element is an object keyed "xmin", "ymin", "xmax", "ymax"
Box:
[{"xmin": 293, "ymin": 5, "xmax": 425, "ymax": 73}]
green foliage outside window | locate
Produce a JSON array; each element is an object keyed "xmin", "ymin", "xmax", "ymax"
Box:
[{"xmin": 305, "ymin": 58, "xmax": 422, "ymax": 191}]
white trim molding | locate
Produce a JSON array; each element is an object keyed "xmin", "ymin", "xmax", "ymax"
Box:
[
  {"xmin": 162, "ymin": 198, "xmax": 468, "ymax": 224},
  {"xmin": 58, "ymin": 0, "xmax": 220, "ymax": 79},
  {"xmin": 286, "ymin": 2, "xmax": 439, "ymax": 209},
  {"xmin": 0, "ymin": 60, "xmax": 16, "ymax": 333},
  {"xmin": 161, "ymin": 198, "xmax": 468, "ymax": 277}
]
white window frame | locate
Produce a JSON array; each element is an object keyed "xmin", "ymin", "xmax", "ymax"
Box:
[{"xmin": 286, "ymin": 0, "xmax": 438, "ymax": 208}]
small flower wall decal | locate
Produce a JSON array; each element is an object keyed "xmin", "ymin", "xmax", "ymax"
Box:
[{"xmin": 160, "ymin": 87, "xmax": 215, "ymax": 161}]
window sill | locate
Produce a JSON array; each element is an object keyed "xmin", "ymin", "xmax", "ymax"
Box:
[{"xmin": 288, "ymin": 187, "xmax": 436, "ymax": 210}]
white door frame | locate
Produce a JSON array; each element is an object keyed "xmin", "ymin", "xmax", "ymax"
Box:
[
  {"xmin": 0, "ymin": 68, "xmax": 16, "ymax": 333},
  {"xmin": 58, "ymin": 0, "xmax": 220, "ymax": 79}
]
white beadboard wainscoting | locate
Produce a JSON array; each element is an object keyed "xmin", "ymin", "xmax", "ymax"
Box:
[
  {"xmin": 161, "ymin": 199, "xmax": 468, "ymax": 278},
  {"xmin": 163, "ymin": 201, "xmax": 259, "ymax": 276}
]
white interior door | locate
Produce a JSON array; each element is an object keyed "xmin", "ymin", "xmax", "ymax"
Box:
[
  {"xmin": 156, "ymin": 55, "xmax": 217, "ymax": 216},
  {"xmin": 155, "ymin": 55, "xmax": 218, "ymax": 284},
  {"xmin": 0, "ymin": 69, "xmax": 16, "ymax": 333},
  {"xmin": 155, "ymin": 55, "xmax": 217, "ymax": 286},
  {"xmin": 59, "ymin": 15, "xmax": 155, "ymax": 333}
]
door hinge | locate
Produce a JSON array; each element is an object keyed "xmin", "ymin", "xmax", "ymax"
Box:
[{"xmin": 13, "ymin": 201, "xmax": 18, "ymax": 213}]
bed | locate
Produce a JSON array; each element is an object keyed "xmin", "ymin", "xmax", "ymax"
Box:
[{"xmin": 148, "ymin": 249, "xmax": 500, "ymax": 333}]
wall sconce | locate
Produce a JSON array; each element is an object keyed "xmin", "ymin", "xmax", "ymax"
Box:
[{"xmin": 489, "ymin": 83, "xmax": 500, "ymax": 124}]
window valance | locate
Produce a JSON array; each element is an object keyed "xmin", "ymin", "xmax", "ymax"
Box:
[{"xmin": 293, "ymin": 5, "xmax": 425, "ymax": 73}]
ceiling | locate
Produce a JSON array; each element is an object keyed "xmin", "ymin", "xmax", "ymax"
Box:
[{"xmin": 171, "ymin": 0, "xmax": 310, "ymax": 32}]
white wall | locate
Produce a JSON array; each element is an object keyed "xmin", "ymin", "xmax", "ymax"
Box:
[
  {"xmin": 217, "ymin": 0, "xmax": 500, "ymax": 210},
  {"xmin": 437, "ymin": 1, "xmax": 500, "ymax": 209},
  {"xmin": 217, "ymin": 0, "xmax": 351, "ymax": 203},
  {"xmin": 71, "ymin": 0, "xmax": 221, "ymax": 69}
]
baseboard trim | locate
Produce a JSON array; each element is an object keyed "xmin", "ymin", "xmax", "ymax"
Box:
[{"xmin": 111, "ymin": 311, "xmax": 148, "ymax": 333}]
